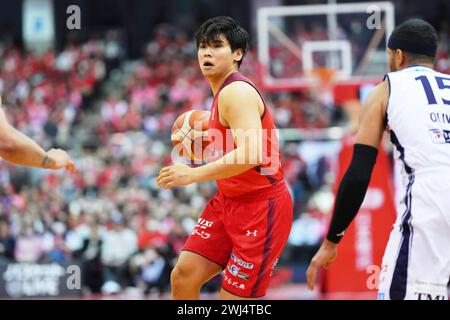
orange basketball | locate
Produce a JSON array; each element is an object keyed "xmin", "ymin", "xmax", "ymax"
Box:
[{"xmin": 171, "ymin": 110, "xmax": 211, "ymax": 162}]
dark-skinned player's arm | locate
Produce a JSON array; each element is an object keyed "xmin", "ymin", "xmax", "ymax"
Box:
[
  {"xmin": 157, "ymin": 81, "xmax": 263, "ymax": 189},
  {"xmin": 0, "ymin": 96, "xmax": 76, "ymax": 173},
  {"xmin": 306, "ymin": 80, "xmax": 389, "ymax": 291}
]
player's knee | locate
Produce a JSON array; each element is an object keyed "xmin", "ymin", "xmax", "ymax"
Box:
[{"xmin": 171, "ymin": 263, "xmax": 201, "ymax": 289}]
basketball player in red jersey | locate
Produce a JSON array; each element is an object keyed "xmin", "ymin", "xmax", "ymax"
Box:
[{"xmin": 156, "ymin": 16, "xmax": 293, "ymax": 300}]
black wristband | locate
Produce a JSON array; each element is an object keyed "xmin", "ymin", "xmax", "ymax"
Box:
[{"xmin": 326, "ymin": 144, "xmax": 378, "ymax": 243}]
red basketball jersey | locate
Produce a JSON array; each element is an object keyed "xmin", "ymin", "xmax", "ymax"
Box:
[{"xmin": 207, "ymin": 72, "xmax": 285, "ymax": 198}]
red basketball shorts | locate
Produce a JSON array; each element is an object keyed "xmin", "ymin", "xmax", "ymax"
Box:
[{"xmin": 182, "ymin": 181, "xmax": 293, "ymax": 298}]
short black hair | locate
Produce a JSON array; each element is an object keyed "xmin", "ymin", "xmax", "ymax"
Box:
[
  {"xmin": 195, "ymin": 16, "xmax": 249, "ymax": 68},
  {"xmin": 389, "ymin": 18, "xmax": 438, "ymax": 63}
]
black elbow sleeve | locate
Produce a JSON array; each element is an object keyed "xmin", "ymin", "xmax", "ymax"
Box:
[{"xmin": 326, "ymin": 144, "xmax": 378, "ymax": 244}]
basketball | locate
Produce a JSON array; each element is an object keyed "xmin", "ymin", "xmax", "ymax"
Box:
[{"xmin": 171, "ymin": 110, "xmax": 211, "ymax": 162}]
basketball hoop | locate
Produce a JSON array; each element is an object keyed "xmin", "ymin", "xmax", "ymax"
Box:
[
  {"xmin": 308, "ymin": 67, "xmax": 337, "ymax": 107},
  {"xmin": 311, "ymin": 67, "xmax": 337, "ymax": 88}
]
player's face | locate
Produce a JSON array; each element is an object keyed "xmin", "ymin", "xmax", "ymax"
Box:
[{"xmin": 198, "ymin": 34, "xmax": 243, "ymax": 78}]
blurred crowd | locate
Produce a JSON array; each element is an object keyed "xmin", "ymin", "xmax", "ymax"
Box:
[
  {"xmin": 0, "ymin": 39, "xmax": 108, "ymax": 149},
  {"xmin": 0, "ymin": 19, "xmax": 449, "ymax": 297}
]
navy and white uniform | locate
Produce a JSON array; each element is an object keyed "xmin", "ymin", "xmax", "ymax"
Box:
[{"xmin": 378, "ymin": 65, "xmax": 450, "ymax": 300}]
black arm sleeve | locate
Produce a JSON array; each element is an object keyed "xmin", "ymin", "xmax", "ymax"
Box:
[{"xmin": 326, "ymin": 143, "xmax": 378, "ymax": 244}]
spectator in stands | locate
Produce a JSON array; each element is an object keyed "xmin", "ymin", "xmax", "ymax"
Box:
[
  {"xmin": 131, "ymin": 245, "xmax": 173, "ymax": 297},
  {"xmin": 42, "ymin": 221, "xmax": 72, "ymax": 263},
  {"xmin": 100, "ymin": 212, "xmax": 138, "ymax": 294},
  {"xmin": 0, "ymin": 218, "xmax": 15, "ymax": 263},
  {"xmin": 77, "ymin": 221, "xmax": 104, "ymax": 294},
  {"xmin": 14, "ymin": 224, "xmax": 44, "ymax": 263}
]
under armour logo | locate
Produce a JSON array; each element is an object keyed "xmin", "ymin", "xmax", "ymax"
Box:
[{"xmin": 246, "ymin": 230, "xmax": 257, "ymax": 237}]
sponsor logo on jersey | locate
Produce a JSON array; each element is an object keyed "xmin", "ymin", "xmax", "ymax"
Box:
[
  {"xmin": 413, "ymin": 281, "xmax": 447, "ymax": 300},
  {"xmin": 414, "ymin": 292, "xmax": 447, "ymax": 300},
  {"xmin": 227, "ymin": 264, "xmax": 240, "ymax": 277},
  {"xmin": 190, "ymin": 229, "xmax": 211, "ymax": 239},
  {"xmin": 429, "ymin": 129, "xmax": 450, "ymax": 144},
  {"xmin": 230, "ymin": 252, "xmax": 254, "ymax": 269},
  {"xmin": 191, "ymin": 218, "xmax": 214, "ymax": 239},
  {"xmin": 223, "ymin": 273, "xmax": 245, "ymax": 290},
  {"xmin": 246, "ymin": 230, "xmax": 257, "ymax": 237},
  {"xmin": 270, "ymin": 259, "xmax": 279, "ymax": 277},
  {"xmin": 237, "ymin": 272, "xmax": 249, "ymax": 281},
  {"xmin": 196, "ymin": 218, "xmax": 213, "ymax": 229}
]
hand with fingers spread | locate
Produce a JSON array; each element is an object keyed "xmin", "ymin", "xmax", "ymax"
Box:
[
  {"xmin": 156, "ymin": 163, "xmax": 196, "ymax": 189},
  {"xmin": 44, "ymin": 148, "xmax": 77, "ymax": 174},
  {"xmin": 306, "ymin": 239, "xmax": 338, "ymax": 291}
]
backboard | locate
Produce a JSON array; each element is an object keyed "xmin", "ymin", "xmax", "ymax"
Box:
[{"xmin": 257, "ymin": 1, "xmax": 395, "ymax": 91}]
